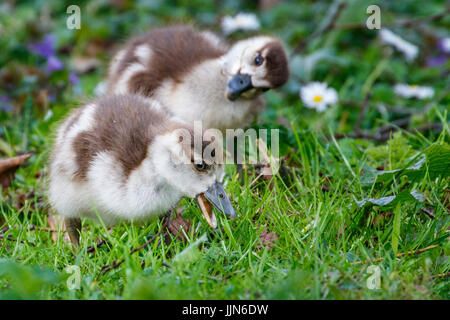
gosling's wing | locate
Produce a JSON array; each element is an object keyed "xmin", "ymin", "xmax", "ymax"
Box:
[
  {"xmin": 106, "ymin": 25, "xmax": 227, "ymax": 97},
  {"xmin": 71, "ymin": 95, "xmax": 169, "ymax": 180}
]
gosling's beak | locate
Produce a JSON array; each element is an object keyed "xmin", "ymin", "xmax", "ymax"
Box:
[
  {"xmin": 205, "ymin": 182, "xmax": 236, "ymax": 219},
  {"xmin": 196, "ymin": 182, "xmax": 236, "ymax": 228},
  {"xmin": 226, "ymin": 73, "xmax": 253, "ymax": 101}
]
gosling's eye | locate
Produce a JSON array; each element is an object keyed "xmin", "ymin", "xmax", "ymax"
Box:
[
  {"xmin": 194, "ymin": 161, "xmax": 208, "ymax": 172},
  {"xmin": 254, "ymin": 55, "xmax": 264, "ymax": 66}
]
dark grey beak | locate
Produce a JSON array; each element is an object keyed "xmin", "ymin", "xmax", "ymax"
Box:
[
  {"xmin": 204, "ymin": 182, "xmax": 236, "ymax": 219},
  {"xmin": 226, "ymin": 73, "xmax": 253, "ymax": 101}
]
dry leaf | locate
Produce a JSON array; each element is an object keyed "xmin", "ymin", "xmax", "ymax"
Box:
[
  {"xmin": 14, "ymin": 189, "xmax": 36, "ymax": 211},
  {"xmin": 0, "ymin": 153, "xmax": 34, "ymax": 189},
  {"xmin": 35, "ymin": 89, "xmax": 48, "ymax": 112},
  {"xmin": 85, "ymin": 39, "xmax": 113, "ymax": 56},
  {"xmin": 167, "ymin": 211, "xmax": 192, "ymax": 242},
  {"xmin": 256, "ymin": 227, "xmax": 279, "ymax": 251},
  {"xmin": 47, "ymin": 214, "xmax": 71, "ymax": 243}
]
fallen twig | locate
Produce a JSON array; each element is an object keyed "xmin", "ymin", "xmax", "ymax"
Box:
[
  {"xmin": 0, "ymin": 152, "xmax": 35, "ymax": 189},
  {"xmin": 420, "ymin": 207, "xmax": 435, "ymax": 219},
  {"xmin": 376, "ymin": 117, "xmax": 411, "ymax": 136},
  {"xmin": 332, "ymin": 122, "xmax": 444, "ymax": 142},
  {"xmin": 1, "ymin": 224, "xmax": 53, "ymax": 233},
  {"xmin": 86, "ymin": 238, "xmax": 108, "ymax": 254},
  {"xmin": 0, "ymin": 233, "xmax": 35, "ymax": 247},
  {"xmin": 430, "ymin": 272, "xmax": 450, "ymax": 280},
  {"xmin": 98, "ymin": 212, "xmax": 172, "ymax": 276},
  {"xmin": 352, "ymin": 244, "xmax": 440, "ymax": 265}
]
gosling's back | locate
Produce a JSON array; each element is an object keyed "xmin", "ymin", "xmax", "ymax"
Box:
[{"xmin": 48, "ymin": 95, "xmax": 179, "ymax": 225}]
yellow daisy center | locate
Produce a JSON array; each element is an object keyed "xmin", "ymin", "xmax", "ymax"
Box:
[
  {"xmin": 410, "ymin": 84, "xmax": 417, "ymax": 88},
  {"xmin": 313, "ymin": 95, "xmax": 323, "ymax": 102}
]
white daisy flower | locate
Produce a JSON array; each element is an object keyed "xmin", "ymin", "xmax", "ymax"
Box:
[
  {"xmin": 221, "ymin": 13, "xmax": 260, "ymax": 35},
  {"xmin": 439, "ymin": 37, "xmax": 450, "ymax": 54},
  {"xmin": 380, "ymin": 29, "xmax": 418, "ymax": 62},
  {"xmin": 300, "ymin": 82, "xmax": 338, "ymax": 112},
  {"xmin": 394, "ymin": 84, "xmax": 434, "ymax": 99}
]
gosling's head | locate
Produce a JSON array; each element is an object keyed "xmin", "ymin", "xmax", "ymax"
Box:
[
  {"xmin": 221, "ymin": 36, "xmax": 289, "ymax": 101},
  {"xmin": 151, "ymin": 125, "xmax": 235, "ymax": 227}
]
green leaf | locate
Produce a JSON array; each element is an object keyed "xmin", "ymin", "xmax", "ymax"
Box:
[
  {"xmin": 362, "ymin": 143, "xmax": 450, "ymax": 185},
  {"xmin": 355, "ymin": 190, "xmax": 424, "ymax": 208},
  {"xmin": 407, "ymin": 144, "xmax": 450, "ymax": 182},
  {"xmin": 0, "ymin": 259, "xmax": 62, "ymax": 299}
]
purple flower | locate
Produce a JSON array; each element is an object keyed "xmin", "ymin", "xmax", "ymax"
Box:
[
  {"xmin": 29, "ymin": 34, "xmax": 64, "ymax": 74},
  {"xmin": 427, "ymin": 56, "xmax": 447, "ymax": 67},
  {"xmin": 69, "ymin": 72, "xmax": 80, "ymax": 86},
  {"xmin": 0, "ymin": 95, "xmax": 13, "ymax": 112},
  {"xmin": 46, "ymin": 55, "xmax": 64, "ymax": 73},
  {"xmin": 29, "ymin": 34, "xmax": 56, "ymax": 58}
]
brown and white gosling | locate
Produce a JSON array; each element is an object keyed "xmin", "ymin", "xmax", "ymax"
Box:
[
  {"xmin": 48, "ymin": 94, "xmax": 235, "ymax": 246},
  {"xmin": 106, "ymin": 25, "xmax": 289, "ymax": 131}
]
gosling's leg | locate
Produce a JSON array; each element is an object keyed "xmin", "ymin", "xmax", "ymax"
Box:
[{"xmin": 65, "ymin": 217, "xmax": 81, "ymax": 247}]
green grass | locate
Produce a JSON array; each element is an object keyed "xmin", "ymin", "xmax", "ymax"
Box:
[
  {"xmin": 0, "ymin": 0, "xmax": 449, "ymax": 299},
  {"xmin": 1, "ymin": 125, "xmax": 448, "ymax": 299}
]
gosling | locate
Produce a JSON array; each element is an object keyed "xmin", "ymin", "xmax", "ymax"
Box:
[
  {"xmin": 105, "ymin": 25, "xmax": 289, "ymax": 131},
  {"xmin": 48, "ymin": 94, "xmax": 235, "ymax": 246}
]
